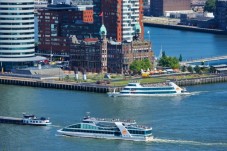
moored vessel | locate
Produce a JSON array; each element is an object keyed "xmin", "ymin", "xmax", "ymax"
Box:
[
  {"xmin": 57, "ymin": 113, "xmax": 153, "ymax": 142},
  {"xmin": 22, "ymin": 113, "xmax": 51, "ymax": 126},
  {"xmin": 108, "ymin": 81, "xmax": 190, "ymax": 97}
]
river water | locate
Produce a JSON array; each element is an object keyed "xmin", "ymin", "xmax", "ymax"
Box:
[
  {"xmin": 144, "ymin": 26, "xmax": 227, "ymax": 61},
  {"xmin": 0, "ymin": 27, "xmax": 227, "ymax": 151}
]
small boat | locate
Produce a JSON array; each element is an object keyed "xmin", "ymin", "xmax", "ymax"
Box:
[
  {"xmin": 57, "ymin": 113, "xmax": 153, "ymax": 142},
  {"xmin": 22, "ymin": 113, "xmax": 51, "ymax": 126},
  {"xmin": 108, "ymin": 81, "xmax": 190, "ymax": 97}
]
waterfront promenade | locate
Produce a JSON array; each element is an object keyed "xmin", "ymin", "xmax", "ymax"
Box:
[
  {"xmin": 180, "ymin": 55, "xmax": 227, "ymax": 65},
  {"xmin": 0, "ymin": 74, "xmax": 227, "ymax": 93}
]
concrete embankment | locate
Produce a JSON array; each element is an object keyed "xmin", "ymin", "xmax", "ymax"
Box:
[
  {"xmin": 144, "ymin": 22, "xmax": 227, "ymax": 35},
  {"xmin": 143, "ymin": 17, "xmax": 227, "ymax": 35},
  {"xmin": 0, "ymin": 75, "xmax": 227, "ymax": 93},
  {"xmin": 174, "ymin": 75, "xmax": 227, "ymax": 86},
  {"xmin": 0, "ymin": 76, "xmax": 120, "ymax": 93}
]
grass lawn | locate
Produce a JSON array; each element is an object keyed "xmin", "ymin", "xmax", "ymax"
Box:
[
  {"xmin": 162, "ymin": 74, "xmax": 214, "ymax": 80},
  {"xmin": 59, "ymin": 72, "xmax": 215, "ymax": 87}
]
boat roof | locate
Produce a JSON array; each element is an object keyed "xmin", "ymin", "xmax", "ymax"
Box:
[{"xmin": 83, "ymin": 116, "xmax": 136, "ymax": 124}]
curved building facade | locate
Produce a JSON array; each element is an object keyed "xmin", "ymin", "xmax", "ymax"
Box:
[
  {"xmin": 0, "ymin": 0, "xmax": 45, "ymax": 71},
  {"xmin": 0, "ymin": 0, "xmax": 35, "ymax": 58}
]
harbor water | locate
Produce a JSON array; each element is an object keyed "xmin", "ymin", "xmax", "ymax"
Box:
[
  {"xmin": 0, "ymin": 83, "xmax": 227, "ymax": 150},
  {"xmin": 144, "ymin": 26, "xmax": 227, "ymax": 62},
  {"xmin": 0, "ymin": 26, "xmax": 227, "ymax": 150}
]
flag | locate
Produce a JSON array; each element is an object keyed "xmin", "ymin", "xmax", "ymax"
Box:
[{"xmin": 99, "ymin": 12, "xmax": 103, "ymax": 17}]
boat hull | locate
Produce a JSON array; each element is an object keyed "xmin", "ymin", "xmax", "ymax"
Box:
[
  {"xmin": 108, "ymin": 92, "xmax": 190, "ymax": 97},
  {"xmin": 23, "ymin": 122, "xmax": 52, "ymax": 126},
  {"xmin": 57, "ymin": 130, "xmax": 153, "ymax": 142}
]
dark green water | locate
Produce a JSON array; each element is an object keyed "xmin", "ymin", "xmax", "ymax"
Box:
[{"xmin": 0, "ymin": 83, "xmax": 227, "ymax": 151}]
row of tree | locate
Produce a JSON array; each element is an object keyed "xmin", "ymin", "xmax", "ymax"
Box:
[
  {"xmin": 129, "ymin": 52, "xmax": 182, "ymax": 73},
  {"xmin": 181, "ymin": 65, "xmax": 216, "ymax": 74},
  {"xmin": 129, "ymin": 58, "xmax": 151, "ymax": 73},
  {"xmin": 158, "ymin": 51, "xmax": 180, "ymax": 69},
  {"xmin": 129, "ymin": 51, "xmax": 216, "ymax": 74}
]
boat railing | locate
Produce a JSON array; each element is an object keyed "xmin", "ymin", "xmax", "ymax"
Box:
[
  {"xmin": 86, "ymin": 117, "xmax": 136, "ymax": 123},
  {"xmin": 129, "ymin": 80, "xmax": 140, "ymax": 83},
  {"xmin": 142, "ymin": 82, "xmax": 171, "ymax": 87}
]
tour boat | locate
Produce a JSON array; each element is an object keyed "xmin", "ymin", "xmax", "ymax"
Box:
[
  {"xmin": 108, "ymin": 81, "xmax": 189, "ymax": 97},
  {"xmin": 57, "ymin": 113, "xmax": 153, "ymax": 142},
  {"xmin": 22, "ymin": 113, "xmax": 51, "ymax": 126}
]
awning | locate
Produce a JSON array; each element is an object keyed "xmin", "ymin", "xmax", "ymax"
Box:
[{"xmin": 0, "ymin": 56, "xmax": 46, "ymax": 62}]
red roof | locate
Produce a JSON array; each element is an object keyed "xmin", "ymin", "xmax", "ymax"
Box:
[{"xmin": 84, "ymin": 38, "xmax": 99, "ymax": 42}]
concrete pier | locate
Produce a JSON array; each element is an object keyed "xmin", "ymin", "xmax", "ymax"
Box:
[
  {"xmin": 0, "ymin": 75, "xmax": 113, "ymax": 93},
  {"xmin": 0, "ymin": 116, "xmax": 23, "ymax": 125}
]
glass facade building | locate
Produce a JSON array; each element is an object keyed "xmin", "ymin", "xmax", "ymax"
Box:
[{"xmin": 0, "ymin": 0, "xmax": 45, "ymax": 71}]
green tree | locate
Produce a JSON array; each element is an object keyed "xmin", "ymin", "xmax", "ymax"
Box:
[
  {"xmin": 194, "ymin": 65, "xmax": 202, "ymax": 74},
  {"xmin": 141, "ymin": 58, "xmax": 151, "ymax": 70},
  {"xmin": 162, "ymin": 51, "xmax": 166, "ymax": 58},
  {"xmin": 158, "ymin": 55, "xmax": 180, "ymax": 69},
  {"xmin": 130, "ymin": 60, "xmax": 141, "ymax": 73},
  {"xmin": 181, "ymin": 65, "xmax": 186, "ymax": 72},
  {"xmin": 187, "ymin": 66, "xmax": 193, "ymax": 73},
  {"xmin": 179, "ymin": 54, "xmax": 182, "ymax": 62},
  {"xmin": 209, "ymin": 66, "xmax": 216, "ymax": 73},
  {"xmin": 130, "ymin": 59, "xmax": 152, "ymax": 73},
  {"xmin": 204, "ymin": 0, "xmax": 216, "ymax": 12}
]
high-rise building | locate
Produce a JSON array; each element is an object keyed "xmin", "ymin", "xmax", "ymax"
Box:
[
  {"xmin": 150, "ymin": 0, "xmax": 191, "ymax": 17},
  {"xmin": 215, "ymin": 0, "xmax": 227, "ymax": 31},
  {"xmin": 0, "ymin": 0, "xmax": 45, "ymax": 71},
  {"xmin": 93, "ymin": 0, "xmax": 144, "ymax": 42}
]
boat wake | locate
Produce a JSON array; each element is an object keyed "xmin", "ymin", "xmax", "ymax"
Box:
[
  {"xmin": 152, "ymin": 138, "xmax": 227, "ymax": 146},
  {"xmin": 189, "ymin": 91, "xmax": 209, "ymax": 96},
  {"xmin": 49, "ymin": 125, "xmax": 61, "ymax": 128}
]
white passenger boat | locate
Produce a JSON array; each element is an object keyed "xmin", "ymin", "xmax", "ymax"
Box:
[
  {"xmin": 22, "ymin": 114, "xmax": 51, "ymax": 126},
  {"xmin": 108, "ymin": 81, "xmax": 190, "ymax": 97},
  {"xmin": 57, "ymin": 113, "xmax": 153, "ymax": 142}
]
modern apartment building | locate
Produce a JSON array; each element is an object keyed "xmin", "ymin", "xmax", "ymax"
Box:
[
  {"xmin": 93, "ymin": 0, "xmax": 144, "ymax": 42},
  {"xmin": 150, "ymin": 0, "xmax": 191, "ymax": 17},
  {"xmin": 215, "ymin": 0, "xmax": 227, "ymax": 31},
  {"xmin": 0, "ymin": 0, "xmax": 45, "ymax": 71}
]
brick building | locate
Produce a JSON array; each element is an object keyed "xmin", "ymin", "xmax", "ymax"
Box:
[
  {"xmin": 150, "ymin": 0, "xmax": 191, "ymax": 17},
  {"xmin": 70, "ymin": 25, "xmax": 108, "ymax": 73},
  {"xmin": 37, "ymin": 4, "xmax": 93, "ymax": 60},
  {"xmin": 69, "ymin": 24, "xmax": 154, "ymax": 74}
]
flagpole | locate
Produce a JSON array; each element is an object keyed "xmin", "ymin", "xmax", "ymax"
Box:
[{"xmin": 147, "ymin": 30, "xmax": 150, "ymax": 41}]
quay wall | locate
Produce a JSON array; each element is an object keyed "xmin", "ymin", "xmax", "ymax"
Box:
[
  {"xmin": 174, "ymin": 76, "xmax": 227, "ymax": 86},
  {"xmin": 0, "ymin": 76, "xmax": 227, "ymax": 93},
  {"xmin": 144, "ymin": 23, "xmax": 227, "ymax": 35},
  {"xmin": 0, "ymin": 76, "xmax": 120, "ymax": 93}
]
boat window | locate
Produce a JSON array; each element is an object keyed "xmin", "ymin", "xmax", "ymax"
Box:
[
  {"xmin": 68, "ymin": 124, "xmax": 81, "ymax": 128},
  {"xmin": 128, "ymin": 84, "xmax": 137, "ymax": 86},
  {"xmin": 128, "ymin": 130, "xmax": 145, "ymax": 135}
]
